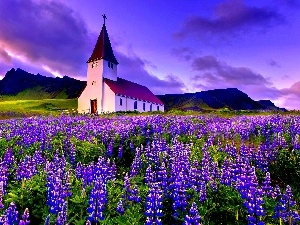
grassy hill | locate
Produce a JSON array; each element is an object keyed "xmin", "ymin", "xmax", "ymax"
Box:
[{"xmin": 0, "ymin": 68, "xmax": 86, "ymax": 100}]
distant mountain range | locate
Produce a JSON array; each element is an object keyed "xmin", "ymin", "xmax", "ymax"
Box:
[
  {"xmin": 0, "ymin": 68, "xmax": 286, "ymax": 111},
  {"xmin": 157, "ymin": 90, "xmax": 286, "ymax": 111},
  {"xmin": 0, "ymin": 68, "xmax": 86, "ymax": 99}
]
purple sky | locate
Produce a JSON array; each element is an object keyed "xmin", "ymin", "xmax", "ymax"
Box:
[{"xmin": 0, "ymin": 0, "xmax": 299, "ymax": 109}]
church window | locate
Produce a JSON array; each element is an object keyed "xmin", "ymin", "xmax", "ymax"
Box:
[
  {"xmin": 108, "ymin": 61, "xmax": 111, "ymax": 68},
  {"xmin": 111, "ymin": 63, "xmax": 113, "ymax": 69},
  {"xmin": 143, "ymin": 102, "xmax": 145, "ymax": 111},
  {"xmin": 92, "ymin": 61, "xmax": 98, "ymax": 68},
  {"xmin": 150, "ymin": 104, "xmax": 152, "ymax": 112},
  {"xmin": 120, "ymin": 98, "xmax": 123, "ymax": 106},
  {"xmin": 134, "ymin": 101, "xmax": 137, "ymax": 110},
  {"xmin": 157, "ymin": 106, "xmax": 159, "ymax": 111}
]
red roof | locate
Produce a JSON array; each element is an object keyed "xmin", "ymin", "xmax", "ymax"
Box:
[
  {"xmin": 87, "ymin": 24, "xmax": 118, "ymax": 64},
  {"xmin": 104, "ymin": 77, "xmax": 164, "ymax": 105}
]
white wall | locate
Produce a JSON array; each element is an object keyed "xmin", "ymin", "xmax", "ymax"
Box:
[
  {"xmin": 102, "ymin": 59, "xmax": 117, "ymax": 81},
  {"xmin": 115, "ymin": 95, "xmax": 164, "ymax": 112},
  {"xmin": 78, "ymin": 88, "xmax": 90, "ymax": 113},
  {"xmin": 78, "ymin": 59, "xmax": 118, "ymax": 113},
  {"xmin": 102, "ymin": 83, "xmax": 116, "ymax": 112}
]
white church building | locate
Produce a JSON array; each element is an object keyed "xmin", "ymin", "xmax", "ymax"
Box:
[{"xmin": 78, "ymin": 16, "xmax": 164, "ymax": 114}]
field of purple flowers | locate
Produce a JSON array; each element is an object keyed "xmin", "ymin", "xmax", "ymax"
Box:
[{"xmin": 0, "ymin": 114, "xmax": 300, "ymax": 225}]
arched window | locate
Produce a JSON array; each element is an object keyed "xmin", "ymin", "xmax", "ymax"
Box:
[
  {"xmin": 134, "ymin": 101, "xmax": 137, "ymax": 110},
  {"xmin": 150, "ymin": 104, "xmax": 152, "ymax": 112},
  {"xmin": 120, "ymin": 98, "xmax": 123, "ymax": 106},
  {"xmin": 143, "ymin": 102, "xmax": 146, "ymax": 111},
  {"xmin": 157, "ymin": 105, "xmax": 159, "ymax": 111}
]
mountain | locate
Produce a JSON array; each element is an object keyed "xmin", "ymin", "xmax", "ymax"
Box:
[
  {"xmin": 0, "ymin": 68, "xmax": 86, "ymax": 99},
  {"xmin": 157, "ymin": 88, "xmax": 286, "ymax": 111},
  {"xmin": 0, "ymin": 68, "xmax": 285, "ymax": 112}
]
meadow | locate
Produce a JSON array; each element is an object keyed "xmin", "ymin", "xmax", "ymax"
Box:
[{"xmin": 0, "ymin": 113, "xmax": 300, "ymax": 224}]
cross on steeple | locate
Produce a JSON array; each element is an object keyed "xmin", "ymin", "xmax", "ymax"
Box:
[{"xmin": 102, "ymin": 14, "xmax": 107, "ymax": 25}]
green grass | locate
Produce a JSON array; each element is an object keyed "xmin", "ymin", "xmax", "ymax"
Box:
[{"xmin": 0, "ymin": 99, "xmax": 77, "ymax": 119}]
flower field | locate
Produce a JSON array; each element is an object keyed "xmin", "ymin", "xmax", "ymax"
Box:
[{"xmin": 0, "ymin": 114, "xmax": 300, "ymax": 224}]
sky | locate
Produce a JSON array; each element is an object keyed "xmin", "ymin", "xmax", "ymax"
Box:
[{"xmin": 0, "ymin": 0, "xmax": 299, "ymax": 109}]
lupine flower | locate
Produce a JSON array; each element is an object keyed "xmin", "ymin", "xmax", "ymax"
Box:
[
  {"xmin": 0, "ymin": 181, "xmax": 3, "ymax": 209},
  {"xmin": 261, "ymin": 172, "xmax": 273, "ymax": 198},
  {"xmin": 18, "ymin": 208, "xmax": 30, "ymax": 225},
  {"xmin": 3, "ymin": 202, "xmax": 19, "ymax": 225},
  {"xmin": 116, "ymin": 200, "xmax": 125, "ymax": 215},
  {"xmin": 273, "ymin": 185, "xmax": 300, "ymax": 223},
  {"xmin": 16, "ymin": 155, "xmax": 38, "ymax": 180},
  {"xmin": 128, "ymin": 185, "xmax": 141, "ymax": 203},
  {"xmin": 130, "ymin": 148, "xmax": 142, "ymax": 177},
  {"xmin": 44, "ymin": 214, "xmax": 50, "ymax": 225},
  {"xmin": 86, "ymin": 178, "xmax": 107, "ymax": 223},
  {"xmin": 145, "ymin": 183, "xmax": 163, "ymax": 225},
  {"xmin": 118, "ymin": 145, "xmax": 123, "ymax": 158},
  {"xmin": 56, "ymin": 201, "xmax": 68, "ymax": 225},
  {"xmin": 184, "ymin": 202, "xmax": 201, "ymax": 225}
]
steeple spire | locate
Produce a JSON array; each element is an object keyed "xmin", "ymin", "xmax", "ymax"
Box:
[
  {"xmin": 102, "ymin": 14, "xmax": 107, "ymax": 25},
  {"xmin": 86, "ymin": 15, "xmax": 119, "ymax": 64}
]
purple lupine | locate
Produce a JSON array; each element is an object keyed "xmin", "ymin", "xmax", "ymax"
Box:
[
  {"xmin": 273, "ymin": 185, "xmax": 300, "ymax": 224},
  {"xmin": 33, "ymin": 149, "xmax": 46, "ymax": 167},
  {"xmin": 106, "ymin": 141, "xmax": 113, "ymax": 157},
  {"xmin": 237, "ymin": 166, "xmax": 265, "ymax": 225},
  {"xmin": 128, "ymin": 185, "xmax": 141, "ymax": 203},
  {"xmin": 86, "ymin": 177, "xmax": 107, "ymax": 223},
  {"xmin": 261, "ymin": 172, "xmax": 273, "ymax": 198},
  {"xmin": 145, "ymin": 165, "xmax": 155, "ymax": 184},
  {"xmin": 130, "ymin": 147, "xmax": 142, "ymax": 177},
  {"xmin": 0, "ymin": 181, "xmax": 3, "ymax": 209},
  {"xmin": 116, "ymin": 200, "xmax": 125, "ymax": 215},
  {"xmin": 69, "ymin": 142, "xmax": 76, "ymax": 167},
  {"xmin": 44, "ymin": 214, "xmax": 50, "ymax": 225},
  {"xmin": 118, "ymin": 145, "xmax": 123, "ymax": 158},
  {"xmin": 0, "ymin": 160, "xmax": 8, "ymax": 194},
  {"xmin": 145, "ymin": 183, "xmax": 163, "ymax": 225},
  {"xmin": 3, "ymin": 202, "xmax": 19, "ymax": 225},
  {"xmin": 18, "ymin": 208, "xmax": 30, "ymax": 225},
  {"xmin": 184, "ymin": 202, "xmax": 201, "ymax": 225},
  {"xmin": 220, "ymin": 157, "xmax": 232, "ymax": 186},
  {"xmin": 3, "ymin": 148, "xmax": 14, "ymax": 169},
  {"xmin": 199, "ymin": 182, "xmax": 207, "ymax": 203},
  {"xmin": 16, "ymin": 155, "xmax": 38, "ymax": 180},
  {"xmin": 56, "ymin": 201, "xmax": 68, "ymax": 225},
  {"xmin": 170, "ymin": 172, "xmax": 188, "ymax": 219},
  {"xmin": 45, "ymin": 155, "xmax": 71, "ymax": 217}
]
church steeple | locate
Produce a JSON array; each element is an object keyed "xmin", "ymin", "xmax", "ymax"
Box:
[{"xmin": 87, "ymin": 15, "xmax": 119, "ymax": 64}]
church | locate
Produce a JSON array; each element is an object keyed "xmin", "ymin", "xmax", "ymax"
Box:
[{"xmin": 78, "ymin": 16, "xmax": 164, "ymax": 113}]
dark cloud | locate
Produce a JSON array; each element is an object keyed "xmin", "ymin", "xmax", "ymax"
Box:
[
  {"xmin": 174, "ymin": 0, "xmax": 284, "ymax": 40},
  {"xmin": 171, "ymin": 47, "xmax": 195, "ymax": 61},
  {"xmin": 267, "ymin": 59, "xmax": 281, "ymax": 67},
  {"xmin": 190, "ymin": 55, "xmax": 282, "ymax": 100},
  {"xmin": 0, "ymin": 0, "xmax": 91, "ymax": 77},
  {"xmin": 116, "ymin": 52, "xmax": 186, "ymax": 94},
  {"xmin": 191, "ymin": 55, "xmax": 270, "ymax": 86}
]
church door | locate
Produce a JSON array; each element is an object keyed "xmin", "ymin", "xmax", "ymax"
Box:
[{"xmin": 90, "ymin": 99, "xmax": 97, "ymax": 114}]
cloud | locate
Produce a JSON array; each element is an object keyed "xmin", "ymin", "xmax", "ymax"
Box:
[
  {"xmin": 267, "ymin": 59, "xmax": 281, "ymax": 67},
  {"xmin": 0, "ymin": 0, "xmax": 91, "ymax": 77},
  {"xmin": 174, "ymin": 0, "xmax": 284, "ymax": 40},
  {"xmin": 190, "ymin": 55, "xmax": 282, "ymax": 100},
  {"xmin": 0, "ymin": 48, "xmax": 12, "ymax": 64},
  {"xmin": 116, "ymin": 52, "xmax": 186, "ymax": 94},
  {"xmin": 191, "ymin": 55, "xmax": 270, "ymax": 86},
  {"xmin": 171, "ymin": 47, "xmax": 195, "ymax": 61}
]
